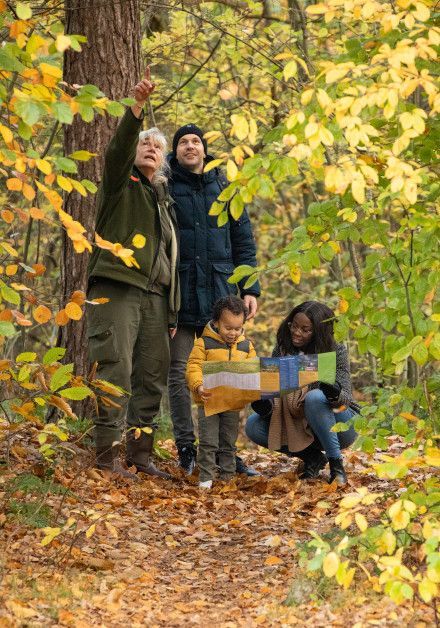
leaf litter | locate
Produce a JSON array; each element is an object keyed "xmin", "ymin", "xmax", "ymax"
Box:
[{"xmin": 0, "ymin": 435, "xmax": 434, "ymax": 627}]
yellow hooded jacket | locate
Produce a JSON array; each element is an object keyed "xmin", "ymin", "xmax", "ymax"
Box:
[{"xmin": 186, "ymin": 321, "xmax": 256, "ymax": 405}]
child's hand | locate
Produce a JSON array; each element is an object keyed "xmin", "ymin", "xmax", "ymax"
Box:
[{"xmin": 197, "ymin": 385, "xmax": 212, "ymax": 402}]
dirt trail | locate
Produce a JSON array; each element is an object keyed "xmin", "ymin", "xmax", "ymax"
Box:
[{"xmin": 0, "ymin": 447, "xmax": 432, "ymax": 627}]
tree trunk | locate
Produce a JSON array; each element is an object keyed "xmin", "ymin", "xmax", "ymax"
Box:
[{"xmin": 59, "ymin": 0, "xmax": 142, "ymax": 418}]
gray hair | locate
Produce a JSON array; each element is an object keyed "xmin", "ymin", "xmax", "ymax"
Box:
[{"xmin": 138, "ymin": 127, "xmax": 170, "ymax": 184}]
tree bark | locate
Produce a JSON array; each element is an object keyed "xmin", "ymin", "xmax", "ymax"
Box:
[{"xmin": 59, "ymin": 0, "xmax": 142, "ymax": 418}]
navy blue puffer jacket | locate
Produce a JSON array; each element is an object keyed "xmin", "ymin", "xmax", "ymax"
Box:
[{"xmin": 168, "ymin": 155, "xmax": 261, "ymax": 326}]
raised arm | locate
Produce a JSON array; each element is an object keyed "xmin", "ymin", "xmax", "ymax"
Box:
[{"xmin": 101, "ymin": 67, "xmax": 156, "ymax": 195}]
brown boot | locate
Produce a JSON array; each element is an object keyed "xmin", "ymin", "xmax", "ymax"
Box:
[
  {"xmin": 126, "ymin": 431, "xmax": 172, "ymax": 479},
  {"xmin": 96, "ymin": 443, "xmax": 139, "ymax": 480}
]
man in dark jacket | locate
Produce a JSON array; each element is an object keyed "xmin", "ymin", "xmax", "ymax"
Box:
[{"xmin": 167, "ymin": 124, "xmax": 260, "ymax": 475}]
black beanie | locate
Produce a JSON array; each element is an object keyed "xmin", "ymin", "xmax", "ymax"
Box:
[{"xmin": 172, "ymin": 124, "xmax": 207, "ymax": 156}]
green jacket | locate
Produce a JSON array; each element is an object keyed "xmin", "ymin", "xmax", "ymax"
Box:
[{"xmin": 88, "ymin": 108, "xmax": 180, "ymax": 324}]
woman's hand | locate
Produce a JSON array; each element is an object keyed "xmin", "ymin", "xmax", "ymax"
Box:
[
  {"xmin": 131, "ymin": 66, "xmax": 155, "ymax": 118},
  {"xmin": 197, "ymin": 385, "xmax": 212, "ymax": 402},
  {"xmin": 318, "ymin": 381, "xmax": 341, "ymax": 401}
]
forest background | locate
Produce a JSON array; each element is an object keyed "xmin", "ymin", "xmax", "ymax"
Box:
[{"xmin": 0, "ymin": 0, "xmax": 439, "ymax": 624}]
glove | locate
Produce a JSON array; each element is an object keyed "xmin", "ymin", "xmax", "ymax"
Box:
[
  {"xmin": 251, "ymin": 399, "xmax": 273, "ymax": 419},
  {"xmin": 318, "ymin": 381, "xmax": 341, "ymax": 401}
]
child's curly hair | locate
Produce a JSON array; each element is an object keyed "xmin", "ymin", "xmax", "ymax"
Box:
[{"xmin": 212, "ymin": 295, "xmax": 248, "ymax": 323}]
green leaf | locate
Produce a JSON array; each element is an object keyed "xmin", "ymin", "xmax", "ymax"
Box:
[
  {"xmin": 217, "ymin": 211, "xmax": 228, "ymax": 227},
  {"xmin": 1, "ymin": 285, "xmax": 20, "ymax": 306},
  {"xmin": 50, "ymin": 364, "xmax": 74, "ymax": 392},
  {"xmin": 16, "ymin": 352, "xmax": 37, "ymax": 363},
  {"xmin": 53, "ymin": 156, "xmax": 78, "ymax": 173},
  {"xmin": 18, "ymin": 120, "xmax": 32, "ymax": 140},
  {"xmin": 229, "ymin": 194, "xmax": 244, "ymax": 220},
  {"xmin": 0, "ymin": 50, "xmax": 25, "ymax": 72},
  {"xmin": 331, "ymin": 422, "xmax": 350, "ymax": 432},
  {"xmin": 59, "ymin": 386, "xmax": 92, "ymax": 400},
  {"xmin": 106, "ymin": 101, "xmax": 125, "ymax": 117},
  {"xmin": 15, "ymin": 99, "xmax": 43, "ymax": 126},
  {"xmin": 228, "ymin": 264, "xmax": 256, "ymax": 284},
  {"xmin": 0, "ymin": 321, "xmax": 16, "ymax": 337},
  {"xmin": 43, "ymin": 347, "xmax": 66, "ymax": 365},
  {"xmin": 69, "ymin": 150, "xmax": 97, "ymax": 161},
  {"xmin": 16, "ymin": 2, "xmax": 33, "ymax": 19},
  {"xmin": 412, "ymin": 342, "xmax": 428, "ymax": 366},
  {"xmin": 81, "ymin": 179, "xmax": 97, "ymax": 194},
  {"xmin": 52, "ymin": 102, "xmax": 74, "ymax": 125},
  {"xmin": 243, "ymin": 273, "xmax": 259, "ymax": 290}
]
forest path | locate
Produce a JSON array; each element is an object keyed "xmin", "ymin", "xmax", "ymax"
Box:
[{"xmin": 0, "ymin": 444, "xmax": 430, "ymax": 626}]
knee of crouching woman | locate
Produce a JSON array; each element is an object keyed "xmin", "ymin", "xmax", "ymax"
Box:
[{"xmin": 304, "ymin": 387, "xmax": 327, "ymax": 409}]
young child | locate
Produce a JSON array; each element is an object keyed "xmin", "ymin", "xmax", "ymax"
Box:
[{"xmin": 186, "ymin": 295, "xmax": 256, "ymax": 488}]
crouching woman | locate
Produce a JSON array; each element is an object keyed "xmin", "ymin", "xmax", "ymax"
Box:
[{"xmin": 245, "ymin": 301, "xmax": 359, "ymax": 485}]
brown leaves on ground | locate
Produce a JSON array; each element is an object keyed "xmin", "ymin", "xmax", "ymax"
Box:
[{"xmin": 0, "ymin": 438, "xmax": 434, "ymax": 627}]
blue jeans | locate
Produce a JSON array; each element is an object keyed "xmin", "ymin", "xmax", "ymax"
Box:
[{"xmin": 245, "ymin": 389, "xmax": 357, "ymax": 458}]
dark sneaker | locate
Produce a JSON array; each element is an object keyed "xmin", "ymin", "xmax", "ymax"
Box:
[
  {"xmin": 177, "ymin": 444, "xmax": 197, "ymax": 475},
  {"xmin": 236, "ymin": 455, "xmax": 260, "ymax": 477}
]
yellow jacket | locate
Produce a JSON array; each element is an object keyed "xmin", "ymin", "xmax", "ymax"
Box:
[{"xmin": 186, "ymin": 321, "xmax": 256, "ymax": 404}]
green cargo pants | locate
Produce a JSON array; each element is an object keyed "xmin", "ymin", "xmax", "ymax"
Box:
[
  {"xmin": 197, "ymin": 407, "xmax": 239, "ymax": 483},
  {"xmin": 86, "ymin": 278, "xmax": 170, "ymax": 449}
]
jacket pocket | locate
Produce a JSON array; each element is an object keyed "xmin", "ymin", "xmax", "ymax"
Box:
[
  {"xmin": 211, "ymin": 261, "xmax": 237, "ymax": 301},
  {"xmin": 88, "ymin": 322, "xmax": 119, "ymax": 364}
]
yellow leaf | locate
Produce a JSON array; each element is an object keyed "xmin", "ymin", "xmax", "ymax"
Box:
[
  {"xmin": 355, "ymin": 512, "xmax": 368, "ymax": 532},
  {"xmin": 6, "ymin": 177, "xmax": 23, "ymax": 191},
  {"xmin": 1, "ymin": 209, "xmax": 14, "ymax": 223},
  {"xmin": 351, "ymin": 175, "xmax": 365, "ymax": 204},
  {"xmin": 134, "ymin": 427, "xmax": 141, "ymax": 439},
  {"xmin": 36, "ymin": 159, "xmax": 52, "ymax": 175},
  {"xmin": 1, "ymin": 242, "xmax": 18, "ymax": 257},
  {"xmin": 105, "ymin": 521, "xmax": 119, "ymax": 539},
  {"xmin": 425, "ymin": 447, "xmax": 440, "ymax": 467},
  {"xmin": 55, "ymin": 34, "xmax": 71, "ymax": 52},
  {"xmin": 22, "ymin": 183, "xmax": 35, "ymax": 201},
  {"xmin": 288, "ymin": 262, "xmax": 301, "ymax": 285},
  {"xmin": 413, "ymin": 2, "xmax": 430, "ymax": 21},
  {"xmin": 283, "ymin": 59, "xmax": 298, "ymax": 81},
  {"xmin": 55, "ymin": 309, "xmax": 69, "ymax": 326},
  {"xmin": 226, "ymin": 159, "xmax": 238, "ymax": 182},
  {"xmin": 265, "ymin": 555, "xmax": 283, "ymax": 566},
  {"xmin": 340, "ymin": 494, "xmax": 362, "ymax": 509},
  {"xmin": 338, "ymin": 298, "xmax": 349, "ymax": 314},
  {"xmin": 39, "ymin": 62, "xmax": 62, "ymax": 80},
  {"xmin": 231, "ymin": 114, "xmax": 249, "ymax": 141},
  {"xmin": 323, "ymin": 552, "xmax": 340, "ymax": 577},
  {"xmin": 6, "ymin": 264, "xmax": 18, "ymax": 276},
  {"xmin": 204, "ymin": 158, "xmax": 224, "ymax": 173},
  {"xmin": 306, "ymin": 3, "xmax": 328, "ymax": 14},
  {"xmin": 65, "ymin": 301, "xmax": 83, "ymax": 321},
  {"xmin": 132, "ymin": 234, "xmax": 146, "ymax": 249},
  {"xmin": 86, "ymin": 523, "xmax": 96, "ymax": 538},
  {"xmin": 419, "ymin": 578, "xmax": 438, "ymax": 603},
  {"xmin": 33, "ymin": 304, "xmax": 52, "ymax": 324},
  {"xmin": 0, "ymin": 124, "xmax": 13, "ymax": 144}
]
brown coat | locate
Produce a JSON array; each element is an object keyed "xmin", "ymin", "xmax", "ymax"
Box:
[{"xmin": 268, "ymin": 389, "xmax": 314, "ymax": 453}]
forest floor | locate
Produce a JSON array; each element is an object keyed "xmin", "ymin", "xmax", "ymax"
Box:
[{"xmin": 0, "ymin": 433, "xmax": 435, "ymax": 627}]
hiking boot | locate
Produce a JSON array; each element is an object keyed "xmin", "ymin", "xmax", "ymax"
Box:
[
  {"xmin": 235, "ymin": 455, "xmax": 260, "ymax": 477},
  {"xmin": 126, "ymin": 431, "xmax": 172, "ymax": 480},
  {"xmin": 96, "ymin": 444, "xmax": 138, "ymax": 480},
  {"xmin": 299, "ymin": 450, "xmax": 328, "ymax": 480},
  {"xmin": 177, "ymin": 444, "xmax": 197, "ymax": 475},
  {"xmin": 328, "ymin": 457, "xmax": 347, "ymax": 485}
]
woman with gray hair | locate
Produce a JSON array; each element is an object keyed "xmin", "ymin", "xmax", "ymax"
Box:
[{"xmin": 87, "ymin": 68, "xmax": 179, "ymax": 480}]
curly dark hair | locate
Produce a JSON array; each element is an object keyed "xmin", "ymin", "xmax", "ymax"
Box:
[
  {"xmin": 276, "ymin": 301, "xmax": 336, "ymax": 355},
  {"xmin": 212, "ymin": 295, "xmax": 248, "ymax": 323}
]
